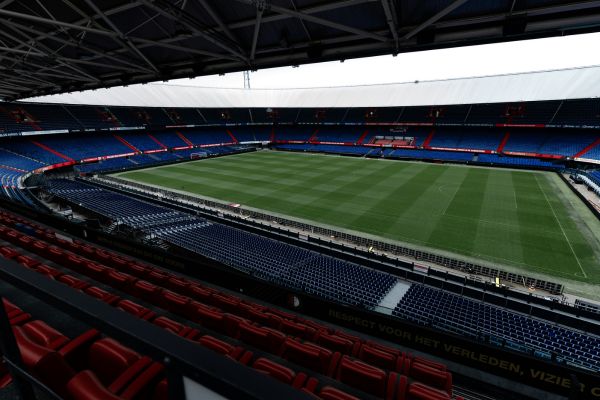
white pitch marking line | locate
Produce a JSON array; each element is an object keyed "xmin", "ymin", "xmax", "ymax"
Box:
[{"xmin": 535, "ymin": 175, "xmax": 587, "ymax": 278}]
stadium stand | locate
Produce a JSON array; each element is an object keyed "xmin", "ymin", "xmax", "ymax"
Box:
[
  {"xmin": 114, "ymin": 132, "xmax": 161, "ymax": 152},
  {"xmin": 0, "ymin": 208, "xmax": 460, "ymax": 400},
  {"xmin": 177, "ymin": 129, "xmax": 234, "ymax": 146},
  {"xmin": 64, "ymin": 105, "xmax": 117, "ymax": 130},
  {"xmin": 393, "ymin": 285, "xmax": 600, "ymax": 372},
  {"xmin": 1, "ymin": 100, "xmax": 600, "ymax": 399},
  {"xmin": 46, "ymin": 179, "xmax": 397, "ymax": 309},
  {"xmin": 42, "ymin": 178, "xmax": 600, "ymax": 374},
  {"xmin": 429, "ymin": 127, "xmax": 504, "ymax": 151},
  {"xmin": 476, "ymin": 154, "xmax": 561, "ymax": 168},
  {"xmin": 552, "ymin": 99, "xmax": 600, "ymax": 126},
  {"xmin": 1, "ymin": 140, "xmax": 71, "ymax": 164},
  {"xmin": 150, "ymin": 131, "xmax": 190, "ymax": 148},
  {"xmin": 20, "ymin": 104, "xmax": 80, "ymax": 131},
  {"xmin": 5, "ymin": 2, "xmax": 600, "ymax": 398}
]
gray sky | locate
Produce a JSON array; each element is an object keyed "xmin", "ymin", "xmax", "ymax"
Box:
[{"xmin": 167, "ymin": 32, "xmax": 600, "ymax": 89}]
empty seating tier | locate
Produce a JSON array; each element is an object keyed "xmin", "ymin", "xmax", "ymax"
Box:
[
  {"xmin": 0, "ymin": 209, "xmax": 460, "ymax": 400},
  {"xmin": 46, "ymin": 179, "xmax": 398, "ymax": 309},
  {"xmin": 393, "ymin": 285, "xmax": 600, "ymax": 372}
]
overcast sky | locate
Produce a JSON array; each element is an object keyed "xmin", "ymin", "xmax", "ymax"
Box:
[{"xmin": 166, "ymin": 32, "xmax": 600, "ymax": 89}]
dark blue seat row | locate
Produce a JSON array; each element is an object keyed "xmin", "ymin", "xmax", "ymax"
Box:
[
  {"xmin": 46, "ymin": 179, "xmax": 398, "ymax": 309},
  {"xmin": 393, "ymin": 285, "xmax": 600, "ymax": 372}
]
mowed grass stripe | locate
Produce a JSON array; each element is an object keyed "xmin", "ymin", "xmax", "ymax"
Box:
[
  {"xmin": 471, "ymin": 170, "xmax": 523, "ymax": 266},
  {"xmin": 535, "ymin": 174, "xmax": 595, "ymax": 278},
  {"xmin": 426, "ymin": 168, "xmax": 488, "ymax": 256},
  {"xmin": 116, "ymin": 151, "xmax": 600, "ymax": 283},
  {"xmin": 513, "ymin": 173, "xmax": 584, "ymax": 278}
]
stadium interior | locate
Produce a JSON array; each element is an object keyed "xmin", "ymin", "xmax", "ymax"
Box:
[{"xmin": 1, "ymin": 1, "xmax": 600, "ymax": 400}]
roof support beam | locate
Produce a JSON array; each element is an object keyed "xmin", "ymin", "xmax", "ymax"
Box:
[
  {"xmin": 0, "ymin": 46, "xmax": 46, "ymax": 57},
  {"xmin": 130, "ymin": 37, "xmax": 237, "ymax": 61},
  {"xmin": 1, "ymin": 19, "xmax": 154, "ymax": 73},
  {"xmin": 9, "ymin": 1, "xmax": 142, "ymax": 53},
  {"xmin": 226, "ymin": 0, "xmax": 374, "ymax": 31},
  {"xmin": 0, "ymin": 20, "xmax": 101, "ymax": 82},
  {"xmin": 196, "ymin": 0, "xmax": 240, "ymax": 44},
  {"xmin": 81, "ymin": 0, "xmax": 159, "ymax": 73},
  {"xmin": 0, "ymin": 81, "xmax": 35, "ymax": 91},
  {"xmin": 380, "ymin": 0, "xmax": 399, "ymax": 49},
  {"xmin": 289, "ymin": 0, "xmax": 313, "ymax": 41},
  {"xmin": 0, "ymin": 8, "xmax": 118, "ymax": 36},
  {"xmin": 0, "ymin": 72, "xmax": 55, "ymax": 86},
  {"xmin": 230, "ymin": 0, "xmax": 388, "ymax": 42},
  {"xmin": 250, "ymin": 7, "xmax": 264, "ymax": 61},
  {"xmin": 402, "ymin": 0, "xmax": 470, "ymax": 40},
  {"xmin": 139, "ymin": 0, "xmax": 248, "ymax": 62}
]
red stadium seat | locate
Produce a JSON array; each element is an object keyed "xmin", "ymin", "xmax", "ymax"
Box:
[
  {"xmin": 252, "ymin": 357, "xmax": 307, "ymax": 388},
  {"xmin": 197, "ymin": 335, "xmax": 252, "ymax": 364},
  {"xmin": 35, "ymin": 264, "xmax": 63, "ymax": 280},
  {"xmin": 117, "ymin": 300, "xmax": 156, "ymax": 321},
  {"xmin": 104, "ymin": 270, "xmax": 135, "ymax": 289},
  {"xmin": 17, "ymin": 235, "xmax": 33, "ymax": 249},
  {"xmin": 406, "ymin": 382, "xmax": 452, "ymax": 400},
  {"xmin": 46, "ymin": 246, "xmax": 65, "ymax": 262},
  {"xmin": 412, "ymin": 357, "xmax": 446, "ymax": 372},
  {"xmin": 152, "ymin": 378, "xmax": 168, "ymax": 400},
  {"xmin": 195, "ymin": 306, "xmax": 226, "ymax": 332},
  {"xmin": 358, "ymin": 344, "xmax": 400, "ymax": 371},
  {"xmin": 22, "ymin": 320, "xmax": 69, "ymax": 350},
  {"xmin": 66, "ymin": 370, "xmax": 122, "ymax": 400},
  {"xmin": 316, "ymin": 332, "xmax": 360, "ymax": 356},
  {"xmin": 2, "ymin": 299, "xmax": 31, "ymax": 325},
  {"xmin": 13, "ymin": 327, "xmax": 75, "ymax": 398},
  {"xmin": 160, "ymin": 291, "xmax": 193, "ymax": 316},
  {"xmin": 268, "ymin": 307, "xmax": 298, "ymax": 322},
  {"xmin": 65, "ymin": 254, "xmax": 85, "ymax": 271},
  {"xmin": 245, "ymin": 306, "xmax": 272, "ymax": 326},
  {"xmin": 0, "ymin": 246, "xmax": 20, "ymax": 259},
  {"xmin": 147, "ymin": 269, "xmax": 171, "ymax": 284},
  {"xmin": 57, "ymin": 274, "xmax": 89, "ymax": 290},
  {"xmin": 123, "ymin": 262, "xmax": 149, "ymax": 278},
  {"xmin": 335, "ymin": 356, "xmax": 387, "ymax": 398},
  {"xmin": 16, "ymin": 255, "xmax": 40, "ymax": 269},
  {"xmin": 87, "ymin": 338, "xmax": 152, "ymax": 389},
  {"xmin": 166, "ymin": 277, "xmax": 190, "ymax": 293},
  {"xmin": 153, "ymin": 316, "xmax": 199, "ymax": 339},
  {"xmin": 238, "ymin": 322, "xmax": 286, "ymax": 354},
  {"xmin": 408, "ymin": 362, "xmax": 452, "ymax": 393},
  {"xmin": 82, "ymin": 262, "xmax": 109, "ymax": 281},
  {"xmin": 31, "ymin": 240, "xmax": 48, "ymax": 254},
  {"xmin": 319, "ymin": 386, "xmax": 361, "ymax": 400},
  {"xmin": 3, "ymin": 298, "xmax": 23, "ymax": 319},
  {"xmin": 67, "ymin": 339, "xmax": 165, "ymax": 400},
  {"xmin": 280, "ymin": 319, "xmax": 317, "ymax": 341},
  {"xmin": 188, "ymin": 284, "xmax": 214, "ymax": 303},
  {"xmin": 84, "ymin": 286, "xmax": 121, "ymax": 305},
  {"xmin": 94, "ymin": 249, "xmax": 113, "ymax": 263},
  {"xmin": 280, "ymin": 338, "xmax": 341, "ymax": 376},
  {"xmin": 211, "ymin": 293, "xmax": 241, "ymax": 313},
  {"xmin": 131, "ymin": 280, "xmax": 163, "ymax": 302}
]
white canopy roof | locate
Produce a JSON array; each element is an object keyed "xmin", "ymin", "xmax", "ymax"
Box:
[{"xmin": 21, "ymin": 65, "xmax": 600, "ymax": 108}]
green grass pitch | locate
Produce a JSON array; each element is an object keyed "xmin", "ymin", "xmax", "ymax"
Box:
[{"xmin": 115, "ymin": 151, "xmax": 600, "ymax": 284}]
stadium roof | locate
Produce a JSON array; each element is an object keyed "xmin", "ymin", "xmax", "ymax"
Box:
[
  {"xmin": 2, "ymin": 0, "xmax": 600, "ymax": 101},
  {"xmin": 22, "ymin": 65, "xmax": 600, "ymax": 108}
]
